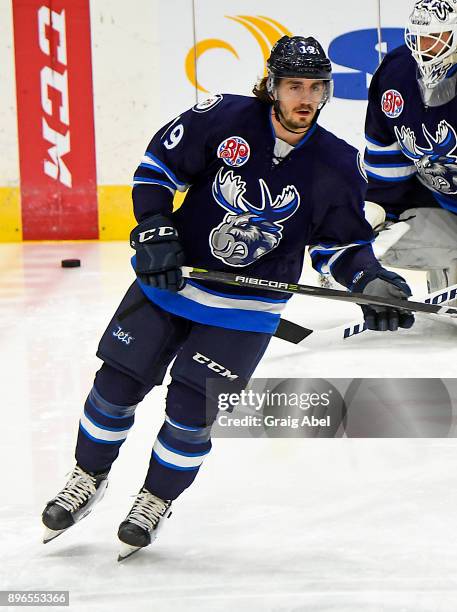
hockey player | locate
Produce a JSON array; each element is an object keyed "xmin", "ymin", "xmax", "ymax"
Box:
[
  {"xmin": 364, "ymin": 0, "xmax": 457, "ymax": 293},
  {"xmin": 41, "ymin": 36, "xmax": 413, "ymax": 561}
]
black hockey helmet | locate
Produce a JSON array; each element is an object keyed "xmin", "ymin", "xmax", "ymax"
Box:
[{"xmin": 267, "ymin": 36, "xmax": 332, "ymax": 81}]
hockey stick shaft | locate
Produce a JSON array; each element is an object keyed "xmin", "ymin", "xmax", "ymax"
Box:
[
  {"xmin": 181, "ymin": 267, "xmax": 457, "ymax": 317},
  {"xmin": 276, "ymin": 282, "xmax": 457, "ymax": 346}
]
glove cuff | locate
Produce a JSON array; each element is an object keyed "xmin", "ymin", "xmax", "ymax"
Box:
[
  {"xmin": 130, "ymin": 214, "xmax": 178, "ymax": 249},
  {"xmin": 351, "ymin": 266, "xmax": 405, "ymax": 293}
]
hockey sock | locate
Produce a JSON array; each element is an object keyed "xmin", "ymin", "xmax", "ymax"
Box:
[
  {"xmin": 144, "ymin": 416, "xmax": 212, "ymax": 500},
  {"xmin": 75, "ymin": 385, "xmax": 137, "ymax": 473}
]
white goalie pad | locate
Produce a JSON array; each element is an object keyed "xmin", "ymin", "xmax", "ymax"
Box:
[
  {"xmin": 379, "ymin": 207, "xmax": 457, "ymax": 271},
  {"xmin": 427, "ymin": 267, "xmax": 457, "ymax": 294},
  {"xmin": 364, "ymin": 201, "xmax": 386, "ymax": 230},
  {"xmin": 364, "ymin": 201, "xmax": 411, "ymax": 259},
  {"xmin": 318, "ymin": 204, "xmax": 457, "ymax": 292}
]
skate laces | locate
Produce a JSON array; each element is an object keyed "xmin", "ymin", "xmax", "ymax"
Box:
[
  {"xmin": 126, "ymin": 488, "xmax": 170, "ymax": 532},
  {"xmin": 54, "ymin": 466, "xmax": 97, "ymax": 513}
]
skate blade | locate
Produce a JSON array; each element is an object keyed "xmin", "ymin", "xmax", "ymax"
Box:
[
  {"xmin": 43, "ymin": 526, "xmax": 68, "ymax": 544},
  {"xmin": 117, "ymin": 543, "xmax": 143, "ymax": 562}
]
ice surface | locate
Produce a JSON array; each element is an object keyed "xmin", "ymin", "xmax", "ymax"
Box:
[{"xmin": 1, "ymin": 242, "xmax": 457, "ymax": 611}]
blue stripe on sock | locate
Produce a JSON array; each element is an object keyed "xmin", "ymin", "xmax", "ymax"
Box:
[
  {"xmin": 83, "ymin": 409, "xmax": 132, "ymax": 433},
  {"xmin": 166, "ymin": 416, "xmax": 203, "ymax": 431},
  {"xmin": 157, "ymin": 436, "xmax": 211, "ymax": 458},
  {"xmin": 79, "ymin": 423, "xmax": 124, "ymax": 445},
  {"xmin": 89, "ymin": 386, "xmax": 137, "ymax": 418},
  {"xmin": 152, "ymin": 450, "xmax": 200, "ymax": 471}
]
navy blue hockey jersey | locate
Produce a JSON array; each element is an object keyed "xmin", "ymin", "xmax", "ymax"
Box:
[
  {"xmin": 133, "ymin": 94, "xmax": 379, "ymax": 333},
  {"xmin": 365, "ymin": 45, "xmax": 457, "ymax": 216}
]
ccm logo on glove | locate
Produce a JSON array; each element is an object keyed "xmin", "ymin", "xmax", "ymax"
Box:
[
  {"xmin": 138, "ymin": 226, "xmax": 176, "ymax": 243},
  {"xmin": 130, "ymin": 214, "xmax": 185, "ymax": 292}
]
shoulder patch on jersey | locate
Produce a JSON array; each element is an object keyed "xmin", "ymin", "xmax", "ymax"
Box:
[
  {"xmin": 381, "ymin": 89, "xmax": 404, "ymax": 119},
  {"xmin": 357, "ymin": 151, "xmax": 368, "ymax": 183},
  {"xmin": 192, "ymin": 94, "xmax": 223, "ymax": 113},
  {"xmin": 217, "ymin": 136, "xmax": 250, "ymax": 167}
]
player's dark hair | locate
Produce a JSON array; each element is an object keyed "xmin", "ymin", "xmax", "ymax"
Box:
[{"xmin": 252, "ymin": 77, "xmax": 274, "ymax": 104}]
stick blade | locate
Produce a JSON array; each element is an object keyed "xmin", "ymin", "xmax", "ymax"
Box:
[{"xmin": 275, "ymin": 319, "xmax": 313, "ymax": 344}]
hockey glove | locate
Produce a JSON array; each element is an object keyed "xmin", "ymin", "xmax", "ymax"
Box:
[
  {"xmin": 130, "ymin": 214, "xmax": 185, "ymax": 292},
  {"xmin": 352, "ymin": 267, "xmax": 415, "ymax": 332}
]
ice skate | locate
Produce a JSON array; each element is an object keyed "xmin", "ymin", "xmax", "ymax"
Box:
[
  {"xmin": 117, "ymin": 487, "xmax": 172, "ymax": 561},
  {"xmin": 42, "ymin": 464, "xmax": 109, "ymax": 543}
]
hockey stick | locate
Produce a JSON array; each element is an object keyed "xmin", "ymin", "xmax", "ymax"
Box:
[
  {"xmin": 275, "ymin": 317, "xmax": 366, "ymax": 346},
  {"xmin": 181, "ymin": 266, "xmax": 457, "ymax": 318},
  {"xmin": 275, "ymin": 282, "xmax": 457, "ymax": 346}
]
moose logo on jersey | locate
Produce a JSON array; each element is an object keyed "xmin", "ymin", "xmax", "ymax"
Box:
[
  {"xmin": 217, "ymin": 136, "xmax": 250, "ymax": 167},
  {"xmin": 395, "ymin": 120, "xmax": 457, "ymax": 194},
  {"xmin": 209, "ymin": 169, "xmax": 300, "ymax": 266},
  {"xmin": 412, "ymin": 0, "xmax": 455, "ymax": 23}
]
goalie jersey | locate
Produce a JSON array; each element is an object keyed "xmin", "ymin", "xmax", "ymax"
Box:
[
  {"xmin": 365, "ymin": 44, "xmax": 457, "ymax": 217},
  {"xmin": 133, "ymin": 94, "xmax": 379, "ymax": 333}
]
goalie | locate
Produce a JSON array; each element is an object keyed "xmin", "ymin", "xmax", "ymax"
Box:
[{"xmin": 363, "ymin": 0, "xmax": 457, "ymax": 297}]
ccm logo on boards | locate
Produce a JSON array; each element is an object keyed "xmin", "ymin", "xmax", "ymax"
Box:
[{"xmin": 38, "ymin": 6, "xmax": 71, "ymax": 187}]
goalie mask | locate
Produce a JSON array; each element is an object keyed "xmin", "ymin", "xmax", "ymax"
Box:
[{"xmin": 405, "ymin": 0, "xmax": 457, "ymax": 106}]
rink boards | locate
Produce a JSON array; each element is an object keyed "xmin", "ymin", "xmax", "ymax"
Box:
[{"xmin": 1, "ymin": 0, "xmax": 410, "ymax": 241}]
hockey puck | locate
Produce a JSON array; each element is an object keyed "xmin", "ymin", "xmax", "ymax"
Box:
[{"xmin": 61, "ymin": 258, "xmax": 81, "ymax": 268}]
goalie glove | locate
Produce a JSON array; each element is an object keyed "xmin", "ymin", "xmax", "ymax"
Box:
[
  {"xmin": 130, "ymin": 214, "xmax": 185, "ymax": 292},
  {"xmin": 351, "ymin": 267, "xmax": 415, "ymax": 332}
]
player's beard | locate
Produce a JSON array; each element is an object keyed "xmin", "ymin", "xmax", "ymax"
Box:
[{"xmin": 279, "ymin": 102, "xmax": 317, "ymax": 132}]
